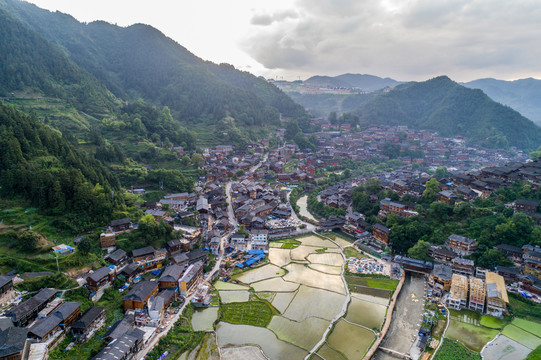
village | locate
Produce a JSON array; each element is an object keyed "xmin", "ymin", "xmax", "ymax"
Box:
[{"xmin": 0, "ymin": 125, "xmax": 539, "ymax": 360}]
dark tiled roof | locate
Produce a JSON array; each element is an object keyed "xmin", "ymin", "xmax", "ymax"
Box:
[
  {"xmin": 104, "ymin": 314, "xmax": 134, "ymax": 340},
  {"xmin": 71, "ymin": 306, "xmax": 104, "ymax": 331},
  {"xmin": 94, "ymin": 328, "xmax": 145, "ymax": 360},
  {"xmin": 122, "ymin": 281, "xmax": 157, "ymax": 302},
  {"xmin": 132, "ymin": 246, "xmax": 155, "ymax": 258},
  {"xmin": 107, "ymin": 249, "xmax": 127, "ymax": 263},
  {"xmin": 0, "ymin": 327, "xmax": 28, "ymax": 357},
  {"xmin": 7, "ymin": 288, "xmax": 57, "ymax": 322},
  {"xmin": 88, "ymin": 267, "xmax": 112, "ymax": 282},
  {"xmin": 0, "ymin": 275, "xmax": 13, "ymax": 289},
  {"xmin": 159, "ymin": 264, "xmax": 184, "ymax": 283},
  {"xmin": 109, "ymin": 218, "xmax": 131, "ymax": 227}
]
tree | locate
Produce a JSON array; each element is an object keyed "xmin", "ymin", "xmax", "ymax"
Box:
[
  {"xmin": 476, "ymin": 249, "xmax": 512, "ymax": 269},
  {"xmin": 422, "ymin": 178, "xmax": 440, "ymax": 202},
  {"xmin": 408, "ymin": 240, "xmax": 431, "ymax": 261},
  {"xmin": 180, "ymin": 155, "xmax": 191, "ymax": 167},
  {"xmin": 19, "ymin": 230, "xmax": 39, "ymax": 252},
  {"xmin": 191, "ymin": 153, "xmax": 204, "ymax": 167},
  {"xmin": 77, "ymin": 237, "xmax": 92, "ymax": 254},
  {"xmin": 434, "ymin": 166, "xmax": 450, "ymax": 180},
  {"xmin": 328, "ymin": 112, "xmax": 338, "ymax": 125}
]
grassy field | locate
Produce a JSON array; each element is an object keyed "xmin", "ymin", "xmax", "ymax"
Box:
[
  {"xmin": 220, "ymin": 301, "xmax": 273, "ymax": 327},
  {"xmin": 480, "ymin": 315, "xmax": 507, "ymax": 329},
  {"xmin": 316, "ymin": 248, "xmax": 328, "ymax": 253},
  {"xmin": 276, "ymin": 239, "xmax": 301, "ymax": 249},
  {"xmin": 433, "ymin": 338, "xmax": 481, "ymax": 360},
  {"xmin": 343, "ymin": 247, "xmax": 366, "ymax": 259},
  {"xmin": 526, "ymin": 346, "xmax": 541, "ymax": 360},
  {"xmin": 509, "ymin": 293, "xmax": 541, "ymax": 322},
  {"xmin": 345, "ymin": 275, "xmax": 398, "ymax": 291}
]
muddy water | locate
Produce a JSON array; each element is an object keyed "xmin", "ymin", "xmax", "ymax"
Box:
[
  {"xmin": 190, "ymin": 307, "xmax": 219, "ymax": 331},
  {"xmin": 297, "ymin": 195, "xmax": 318, "ymax": 221}
]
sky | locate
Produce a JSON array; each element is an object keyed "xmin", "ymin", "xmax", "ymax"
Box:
[{"xmin": 26, "ymin": 0, "xmax": 541, "ymax": 82}]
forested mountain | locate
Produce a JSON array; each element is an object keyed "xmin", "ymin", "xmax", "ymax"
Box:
[
  {"xmin": 304, "ymin": 73, "xmax": 401, "ymax": 91},
  {"xmin": 463, "ymin": 77, "xmax": 541, "ymax": 126},
  {"xmin": 0, "ymin": 0, "xmax": 307, "ymax": 131},
  {"xmin": 355, "ymin": 76, "xmax": 541, "ymax": 150},
  {"xmin": 0, "ymin": 7, "xmax": 117, "ymax": 112},
  {"xmin": 0, "ymin": 103, "xmax": 123, "ymax": 228}
]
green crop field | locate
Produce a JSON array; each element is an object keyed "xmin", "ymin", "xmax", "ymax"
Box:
[
  {"xmin": 445, "ymin": 319, "xmax": 499, "ymax": 352},
  {"xmin": 480, "ymin": 315, "xmax": 507, "ymax": 329},
  {"xmin": 433, "ymin": 338, "xmax": 481, "ymax": 360},
  {"xmin": 345, "ymin": 275, "xmax": 398, "ymax": 291},
  {"xmin": 502, "ymin": 324, "xmax": 541, "ymax": 350},
  {"xmin": 513, "ymin": 318, "xmax": 541, "ymax": 338},
  {"xmin": 220, "ymin": 301, "xmax": 273, "ymax": 327}
]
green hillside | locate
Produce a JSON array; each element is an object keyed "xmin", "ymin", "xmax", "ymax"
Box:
[
  {"xmin": 0, "ymin": 103, "xmax": 121, "ymax": 228},
  {"xmin": 0, "ymin": 7, "xmax": 118, "ymax": 113},
  {"xmin": 1, "ymin": 0, "xmax": 307, "ymax": 132},
  {"xmin": 356, "ymin": 76, "xmax": 541, "ymax": 150}
]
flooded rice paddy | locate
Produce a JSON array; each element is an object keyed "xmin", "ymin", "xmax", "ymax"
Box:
[
  {"xmin": 268, "ymin": 315, "xmax": 329, "ymax": 350},
  {"xmin": 219, "ymin": 290, "xmax": 250, "ymax": 303},
  {"xmin": 233, "ymin": 264, "xmax": 285, "ymax": 284},
  {"xmin": 191, "ymin": 307, "xmax": 219, "ymax": 331},
  {"xmin": 326, "ymin": 319, "xmax": 375, "ymax": 359}
]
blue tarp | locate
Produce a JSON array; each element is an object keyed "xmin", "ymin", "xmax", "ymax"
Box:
[
  {"xmin": 248, "ymin": 250, "xmax": 265, "ymax": 255},
  {"xmin": 235, "ymin": 262, "xmax": 244, "ymax": 268},
  {"xmin": 244, "ymin": 253, "xmax": 265, "ymax": 266}
]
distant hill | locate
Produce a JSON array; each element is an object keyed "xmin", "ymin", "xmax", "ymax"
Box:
[
  {"xmin": 463, "ymin": 78, "xmax": 541, "ymax": 126},
  {"xmin": 334, "ymin": 74, "xmax": 402, "ymax": 91},
  {"xmin": 355, "ymin": 76, "xmax": 541, "ymax": 151},
  {"xmin": 0, "ymin": 0, "xmax": 307, "ymax": 139},
  {"xmin": 304, "ymin": 73, "xmax": 401, "ymax": 91},
  {"xmin": 287, "ymin": 92, "xmax": 377, "ymax": 118}
]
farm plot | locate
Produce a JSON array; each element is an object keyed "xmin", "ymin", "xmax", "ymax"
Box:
[
  {"xmin": 268, "ymin": 248, "xmax": 292, "ymax": 267},
  {"xmin": 268, "ymin": 315, "xmax": 329, "ymax": 350},
  {"xmin": 445, "ymin": 319, "xmax": 499, "ymax": 352},
  {"xmin": 271, "ymin": 291, "xmax": 297, "ymax": 313},
  {"xmin": 502, "ymin": 324, "xmax": 541, "ymax": 350},
  {"xmin": 283, "ymin": 263, "xmax": 346, "ymax": 294},
  {"xmin": 317, "ymin": 343, "xmax": 347, "ymax": 360},
  {"xmin": 191, "ymin": 307, "xmax": 219, "ymax": 331},
  {"xmin": 219, "ymin": 290, "xmax": 250, "ymax": 303},
  {"xmin": 290, "ymin": 245, "xmax": 319, "ymax": 261},
  {"xmin": 216, "ymin": 322, "xmax": 308, "ymax": 360},
  {"xmin": 512, "ymin": 318, "xmax": 541, "ymax": 338},
  {"xmin": 326, "ymin": 319, "xmax": 375, "ymax": 360},
  {"xmin": 233, "ymin": 264, "xmax": 285, "ymax": 284},
  {"xmin": 481, "ymin": 334, "xmax": 531, "ymax": 360},
  {"xmin": 251, "ymin": 277, "xmax": 300, "ymax": 292},
  {"xmin": 351, "ymin": 292, "xmax": 390, "ymax": 306},
  {"xmin": 220, "ymin": 346, "xmax": 268, "ymax": 360},
  {"xmin": 220, "ymin": 301, "xmax": 273, "ymax": 327},
  {"xmin": 214, "ymin": 281, "xmax": 249, "ymax": 291},
  {"xmin": 345, "ymin": 297, "xmax": 387, "ymax": 330},
  {"xmin": 283, "ymin": 285, "xmax": 346, "ymax": 322},
  {"xmin": 297, "ymin": 235, "xmax": 338, "ymax": 248},
  {"xmin": 434, "ymin": 338, "xmax": 481, "ymax": 360},
  {"xmin": 306, "ymin": 252, "xmax": 344, "ymax": 266},
  {"xmin": 308, "ymin": 263, "xmax": 342, "ymax": 275}
]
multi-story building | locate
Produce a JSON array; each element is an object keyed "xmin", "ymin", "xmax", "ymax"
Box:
[
  {"xmin": 0, "ymin": 275, "xmax": 14, "ymax": 306},
  {"xmin": 122, "ymin": 281, "xmax": 159, "ymax": 311},
  {"xmin": 99, "ymin": 232, "xmax": 116, "ymax": 249},
  {"xmin": 158, "ymin": 264, "xmax": 184, "ymax": 291},
  {"xmin": 485, "ymin": 272, "xmax": 508, "ymax": 317},
  {"xmin": 524, "ymin": 250, "xmax": 541, "ymax": 280},
  {"xmin": 179, "ymin": 261, "xmax": 203, "ymax": 296},
  {"xmin": 372, "ymin": 223, "xmax": 391, "ymax": 244},
  {"xmin": 448, "ymin": 274, "xmax": 468, "ymax": 310},
  {"xmin": 451, "ymin": 257, "xmax": 475, "ymax": 276},
  {"xmin": 446, "ymin": 234, "xmax": 478, "ymax": 256},
  {"xmin": 379, "ymin": 198, "xmax": 418, "ymax": 218},
  {"xmin": 71, "ymin": 306, "xmax": 105, "ymax": 342},
  {"xmin": 429, "ymin": 264, "xmax": 452, "ymax": 295},
  {"xmin": 469, "ymin": 277, "xmax": 486, "ymax": 312},
  {"xmin": 250, "ymin": 229, "xmax": 269, "ymax": 252},
  {"xmin": 86, "ymin": 267, "xmax": 116, "ymax": 293},
  {"xmin": 6, "ymin": 288, "xmax": 58, "ymax": 327}
]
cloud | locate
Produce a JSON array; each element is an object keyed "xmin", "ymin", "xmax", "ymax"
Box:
[
  {"xmin": 250, "ymin": 9, "xmax": 299, "ymax": 26},
  {"xmin": 242, "ymin": 0, "xmax": 541, "ymax": 81}
]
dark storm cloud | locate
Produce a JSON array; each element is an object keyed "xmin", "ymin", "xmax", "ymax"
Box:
[{"xmin": 242, "ymin": 0, "xmax": 541, "ymax": 80}]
